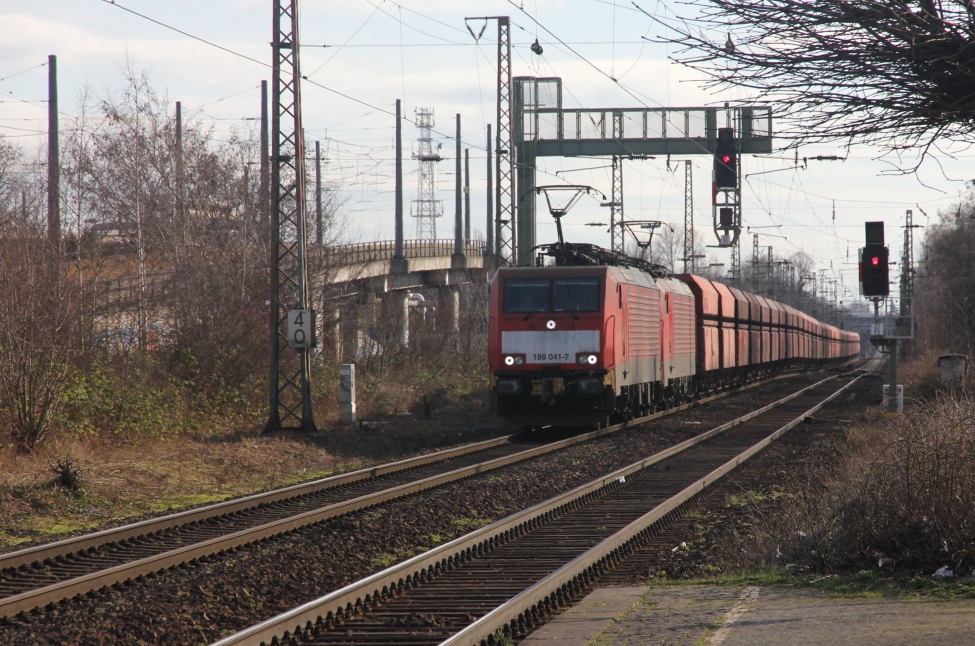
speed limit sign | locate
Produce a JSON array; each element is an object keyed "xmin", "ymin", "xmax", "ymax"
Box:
[{"xmin": 288, "ymin": 309, "xmax": 317, "ymax": 348}]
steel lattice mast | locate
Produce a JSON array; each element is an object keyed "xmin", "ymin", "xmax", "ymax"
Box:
[
  {"xmin": 463, "ymin": 16, "xmax": 514, "ymax": 264},
  {"xmin": 411, "ymin": 107, "xmax": 443, "ymax": 240},
  {"xmin": 495, "ymin": 17, "xmax": 515, "ymax": 265},
  {"xmin": 610, "ymin": 156, "xmax": 624, "ymax": 253},
  {"xmin": 683, "ymin": 160, "xmax": 693, "ymax": 273},
  {"xmin": 266, "ymin": 0, "xmax": 315, "ymax": 433}
]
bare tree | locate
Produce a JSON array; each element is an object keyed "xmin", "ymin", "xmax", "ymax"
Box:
[
  {"xmin": 0, "ymin": 137, "xmax": 24, "ymax": 228},
  {"xmin": 648, "ymin": 0, "xmax": 975, "ymax": 166},
  {"xmin": 915, "ymin": 193, "xmax": 975, "ymax": 355},
  {"xmin": 0, "ymin": 225, "xmax": 84, "ymax": 450},
  {"xmin": 649, "ymin": 224, "xmax": 682, "ymax": 272}
]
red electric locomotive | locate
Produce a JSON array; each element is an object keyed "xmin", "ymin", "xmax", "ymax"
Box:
[
  {"xmin": 488, "ymin": 244, "xmax": 695, "ymax": 426},
  {"xmin": 488, "ymin": 242, "xmax": 860, "ymax": 428}
]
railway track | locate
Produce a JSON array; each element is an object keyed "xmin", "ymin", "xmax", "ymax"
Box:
[
  {"xmin": 0, "ymin": 366, "xmax": 828, "ymax": 619},
  {"xmin": 211, "ymin": 364, "xmax": 873, "ymax": 646}
]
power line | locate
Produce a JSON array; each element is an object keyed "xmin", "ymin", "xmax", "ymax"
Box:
[{"xmin": 0, "ymin": 61, "xmax": 48, "ymax": 85}]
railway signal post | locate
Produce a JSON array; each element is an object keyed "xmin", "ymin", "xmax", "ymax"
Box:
[{"xmin": 861, "ymin": 221, "xmax": 901, "ymax": 415}]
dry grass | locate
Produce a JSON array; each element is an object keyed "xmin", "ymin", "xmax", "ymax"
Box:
[
  {"xmin": 0, "ymin": 432, "xmax": 345, "ymax": 550},
  {"xmin": 747, "ymin": 358, "xmax": 975, "ymax": 576},
  {"xmin": 0, "ymin": 385, "xmax": 506, "ymax": 552}
]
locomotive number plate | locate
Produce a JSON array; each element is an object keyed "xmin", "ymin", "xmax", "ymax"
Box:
[{"xmin": 532, "ymin": 353, "xmax": 570, "ymax": 363}]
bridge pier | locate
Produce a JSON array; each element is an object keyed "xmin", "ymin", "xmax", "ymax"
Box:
[
  {"xmin": 353, "ymin": 292, "xmax": 378, "ymax": 360},
  {"xmin": 448, "ymin": 286, "xmax": 461, "ymax": 346},
  {"xmin": 394, "ymin": 290, "xmax": 410, "ymax": 347}
]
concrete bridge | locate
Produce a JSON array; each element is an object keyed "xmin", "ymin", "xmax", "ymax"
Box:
[{"xmin": 312, "ymin": 238, "xmax": 497, "ymax": 357}]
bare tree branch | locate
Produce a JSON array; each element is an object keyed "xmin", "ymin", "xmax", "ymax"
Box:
[{"xmin": 646, "ymin": 0, "xmax": 975, "ymax": 170}]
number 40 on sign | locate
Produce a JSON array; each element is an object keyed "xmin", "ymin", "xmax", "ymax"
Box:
[{"xmin": 288, "ymin": 309, "xmax": 317, "ymax": 348}]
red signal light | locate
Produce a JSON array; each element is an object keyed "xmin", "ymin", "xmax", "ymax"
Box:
[
  {"xmin": 871, "ymin": 256, "xmax": 880, "ymax": 266},
  {"xmin": 721, "ymin": 154, "xmax": 732, "ymax": 163}
]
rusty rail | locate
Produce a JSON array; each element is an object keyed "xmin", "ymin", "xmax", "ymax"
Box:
[{"xmin": 209, "ymin": 369, "xmax": 866, "ymax": 646}]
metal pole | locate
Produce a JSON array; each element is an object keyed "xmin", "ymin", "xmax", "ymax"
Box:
[
  {"xmin": 176, "ymin": 101, "xmax": 183, "ymax": 242},
  {"xmin": 455, "ymin": 114, "xmax": 463, "ymax": 256},
  {"xmin": 496, "ymin": 17, "xmax": 514, "ymax": 264},
  {"xmin": 611, "ymin": 155, "xmax": 622, "ymax": 253},
  {"xmin": 889, "ymin": 337, "xmax": 898, "ymax": 411},
  {"xmin": 266, "ymin": 0, "xmax": 315, "ymax": 433},
  {"xmin": 394, "ymin": 99, "xmax": 403, "ymax": 259},
  {"xmin": 315, "ymin": 140, "xmax": 322, "ymax": 246},
  {"xmin": 684, "ymin": 159, "xmax": 693, "ymax": 273},
  {"xmin": 464, "ymin": 148, "xmax": 471, "ymax": 242},
  {"xmin": 486, "ymin": 124, "xmax": 494, "ymax": 256},
  {"xmin": 260, "ymin": 80, "xmax": 269, "ymax": 229},
  {"xmin": 47, "ymin": 54, "xmax": 60, "ymax": 252}
]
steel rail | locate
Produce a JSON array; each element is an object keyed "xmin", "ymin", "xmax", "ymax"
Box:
[
  {"xmin": 0, "ymin": 363, "xmax": 859, "ymax": 619},
  {"xmin": 208, "ymin": 369, "xmax": 860, "ymax": 646},
  {"xmin": 0, "ymin": 436, "xmax": 516, "ymax": 571},
  {"xmin": 0, "ymin": 360, "xmax": 810, "ymax": 573},
  {"xmin": 444, "ymin": 369, "xmax": 866, "ymax": 646}
]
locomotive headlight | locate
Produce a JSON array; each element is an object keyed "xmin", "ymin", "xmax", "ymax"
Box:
[
  {"xmin": 578, "ymin": 355, "xmax": 588, "ymax": 365},
  {"xmin": 587, "ymin": 354, "xmax": 598, "ymax": 365},
  {"xmin": 504, "ymin": 356, "xmax": 515, "ymax": 366},
  {"xmin": 576, "ymin": 352, "xmax": 599, "ymax": 365},
  {"xmin": 514, "ymin": 356, "xmax": 525, "ymax": 365},
  {"xmin": 546, "ymin": 320, "xmax": 556, "ymax": 330}
]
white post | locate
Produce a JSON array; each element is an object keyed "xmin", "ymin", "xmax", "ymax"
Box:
[
  {"xmin": 339, "ymin": 364, "xmax": 356, "ymax": 423},
  {"xmin": 450, "ymin": 287, "xmax": 461, "ymax": 351},
  {"xmin": 395, "ymin": 290, "xmax": 410, "ymax": 347}
]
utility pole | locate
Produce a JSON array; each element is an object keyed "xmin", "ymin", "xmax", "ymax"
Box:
[
  {"xmin": 465, "ymin": 16, "xmax": 513, "ymax": 263},
  {"xmin": 315, "ymin": 140, "xmax": 322, "ymax": 246},
  {"xmin": 464, "ymin": 148, "xmax": 471, "ymax": 242},
  {"xmin": 683, "ymin": 160, "xmax": 693, "ymax": 273},
  {"xmin": 394, "ymin": 99, "xmax": 404, "ymax": 260},
  {"xmin": 486, "ymin": 124, "xmax": 494, "ymax": 256},
  {"xmin": 454, "ymin": 114, "xmax": 463, "ymax": 256},
  {"xmin": 495, "ymin": 18, "xmax": 514, "ymax": 264},
  {"xmin": 899, "ymin": 209, "xmax": 920, "ymax": 359},
  {"xmin": 752, "ymin": 233, "xmax": 760, "ymax": 292},
  {"xmin": 47, "ymin": 54, "xmax": 60, "ymax": 253},
  {"xmin": 176, "ymin": 101, "xmax": 184, "ymax": 249},
  {"xmin": 266, "ymin": 0, "xmax": 315, "ymax": 433},
  {"xmin": 610, "ymin": 156, "xmax": 624, "ymax": 253},
  {"xmin": 260, "ymin": 80, "xmax": 269, "ymax": 229}
]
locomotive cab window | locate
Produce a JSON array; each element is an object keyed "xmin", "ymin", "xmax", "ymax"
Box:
[
  {"xmin": 503, "ymin": 279, "xmax": 552, "ymax": 312},
  {"xmin": 503, "ymin": 277, "xmax": 601, "ymax": 313},
  {"xmin": 553, "ymin": 278, "xmax": 600, "ymax": 312}
]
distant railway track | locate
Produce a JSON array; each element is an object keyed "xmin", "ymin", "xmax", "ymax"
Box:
[
  {"xmin": 0, "ymin": 363, "xmax": 863, "ymax": 620},
  {"xmin": 212, "ymin": 363, "xmax": 875, "ymax": 646}
]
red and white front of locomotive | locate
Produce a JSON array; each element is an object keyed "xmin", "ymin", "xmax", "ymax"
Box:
[{"xmin": 488, "ymin": 267, "xmax": 613, "ymax": 422}]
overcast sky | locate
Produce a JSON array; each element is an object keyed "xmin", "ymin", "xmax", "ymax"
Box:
[{"xmin": 3, "ymin": 1, "xmax": 971, "ymax": 308}]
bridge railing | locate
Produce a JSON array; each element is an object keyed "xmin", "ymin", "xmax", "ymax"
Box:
[{"xmin": 317, "ymin": 239, "xmax": 487, "ymax": 266}]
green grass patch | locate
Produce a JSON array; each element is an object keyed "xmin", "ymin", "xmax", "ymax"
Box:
[
  {"xmin": 653, "ymin": 567, "xmax": 975, "ymax": 600},
  {"xmin": 147, "ymin": 493, "xmax": 231, "ymax": 514},
  {"xmin": 452, "ymin": 517, "xmax": 493, "ymax": 533},
  {"xmin": 368, "ymin": 548, "xmax": 415, "ymax": 570}
]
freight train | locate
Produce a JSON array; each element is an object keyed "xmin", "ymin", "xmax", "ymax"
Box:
[{"xmin": 488, "ymin": 242, "xmax": 859, "ymax": 427}]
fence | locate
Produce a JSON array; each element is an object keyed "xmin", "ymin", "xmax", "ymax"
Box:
[{"xmin": 317, "ymin": 239, "xmax": 487, "ymax": 267}]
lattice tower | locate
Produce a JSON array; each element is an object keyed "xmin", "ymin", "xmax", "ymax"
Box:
[{"xmin": 411, "ymin": 107, "xmax": 443, "ymax": 240}]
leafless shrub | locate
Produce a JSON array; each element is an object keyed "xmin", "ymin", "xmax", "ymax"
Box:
[
  {"xmin": 755, "ymin": 394, "xmax": 975, "ymax": 573},
  {"xmin": 0, "ymin": 227, "xmax": 86, "ymax": 451},
  {"xmin": 49, "ymin": 457, "xmax": 84, "ymax": 491}
]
